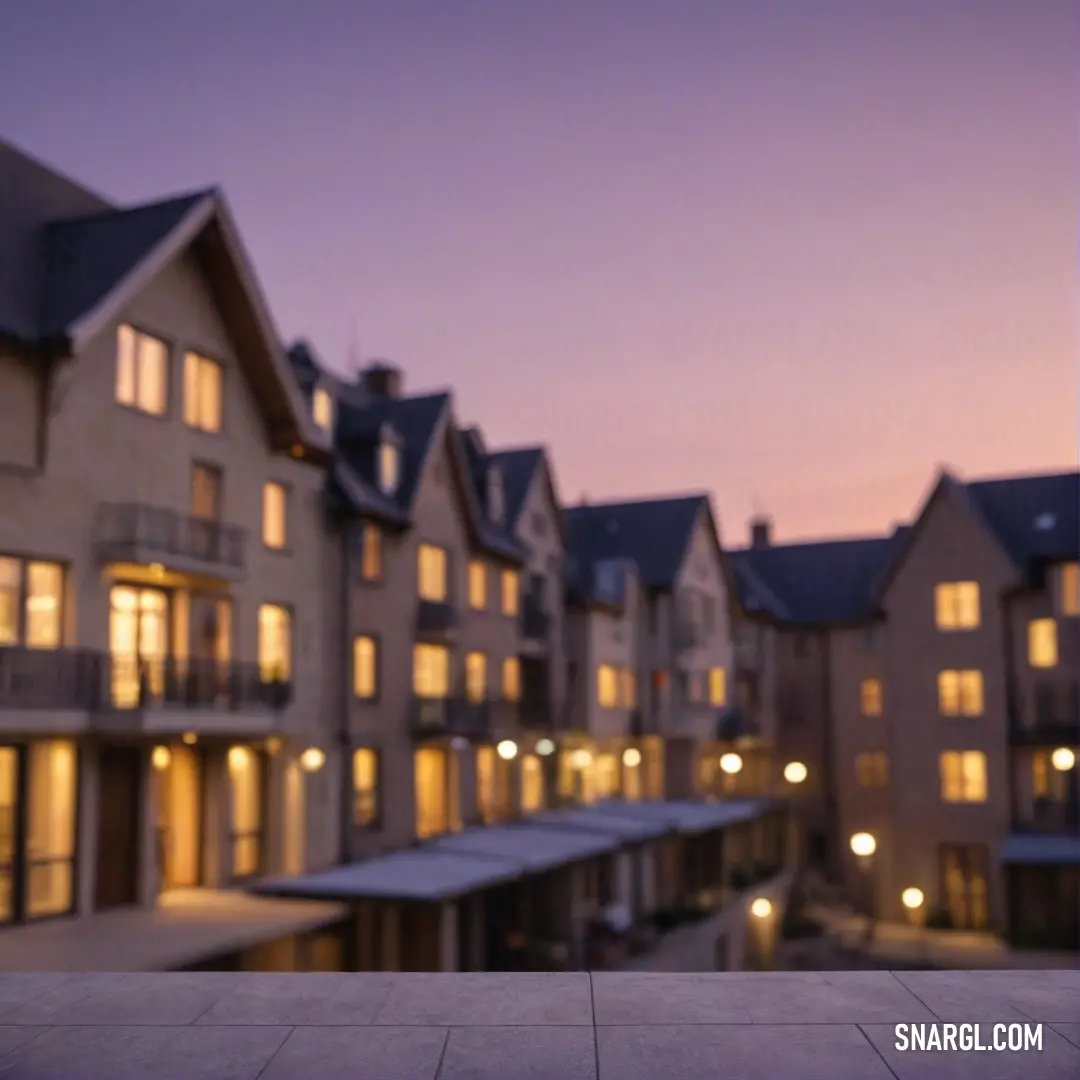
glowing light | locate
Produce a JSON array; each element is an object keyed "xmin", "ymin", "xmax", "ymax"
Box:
[
  {"xmin": 299, "ymin": 747, "xmax": 326, "ymax": 773},
  {"xmin": 850, "ymin": 832, "xmax": 877, "ymax": 858},
  {"xmin": 1051, "ymin": 747, "xmax": 1076, "ymax": 772},
  {"xmin": 571, "ymin": 749, "xmax": 592, "ymax": 769},
  {"xmin": 151, "ymin": 746, "xmax": 171, "ymax": 771},
  {"xmin": 622, "ymin": 747, "xmax": 642, "ymax": 768},
  {"xmin": 901, "ymin": 887, "xmax": 925, "ymax": 910},
  {"xmin": 496, "ymin": 739, "xmax": 518, "ymax": 761},
  {"xmin": 227, "ymin": 746, "xmax": 251, "ymax": 775},
  {"xmin": 783, "ymin": 761, "xmax": 808, "ymax": 784},
  {"xmin": 719, "ymin": 752, "xmax": 743, "ymax": 775},
  {"xmin": 265, "ymin": 736, "xmax": 282, "ymax": 756},
  {"xmin": 535, "ymin": 738, "xmax": 556, "ymax": 757},
  {"xmin": 182, "ymin": 732, "xmax": 198, "ymax": 746},
  {"xmin": 750, "ymin": 897, "xmax": 773, "ymax": 918}
]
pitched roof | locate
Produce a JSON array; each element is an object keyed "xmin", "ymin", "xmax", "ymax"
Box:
[
  {"xmin": 486, "ymin": 446, "xmax": 545, "ymax": 531},
  {"xmin": 730, "ymin": 528, "xmax": 909, "ymax": 625},
  {"xmin": 37, "ymin": 192, "xmax": 213, "ymax": 338},
  {"xmin": 564, "ymin": 495, "xmax": 712, "ymax": 591},
  {"xmin": 456, "ymin": 427, "xmax": 524, "ymax": 558}
]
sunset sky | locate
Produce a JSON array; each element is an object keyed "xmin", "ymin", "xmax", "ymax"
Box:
[{"xmin": 2, "ymin": 0, "xmax": 1075, "ymax": 544}]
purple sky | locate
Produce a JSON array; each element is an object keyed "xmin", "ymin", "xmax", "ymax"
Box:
[{"xmin": 2, "ymin": 1, "xmax": 1076, "ymax": 543}]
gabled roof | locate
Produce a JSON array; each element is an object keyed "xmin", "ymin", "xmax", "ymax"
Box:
[
  {"xmin": 456, "ymin": 427, "xmax": 524, "ymax": 559},
  {"xmin": 730, "ymin": 529, "xmax": 909, "ymax": 626},
  {"xmin": 564, "ymin": 494, "xmax": 716, "ymax": 592}
]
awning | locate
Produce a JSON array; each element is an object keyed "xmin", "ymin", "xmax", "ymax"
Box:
[
  {"xmin": 591, "ymin": 798, "xmax": 773, "ymax": 835},
  {"xmin": 254, "ymin": 848, "xmax": 521, "ymax": 904},
  {"xmin": 426, "ymin": 823, "xmax": 619, "ymax": 872},
  {"xmin": 1000, "ymin": 832, "xmax": 1080, "ymax": 866},
  {"xmin": 528, "ymin": 807, "xmax": 674, "ymax": 842}
]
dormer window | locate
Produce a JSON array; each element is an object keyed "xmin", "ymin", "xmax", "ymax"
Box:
[
  {"xmin": 312, "ymin": 385, "xmax": 333, "ymax": 433},
  {"xmin": 378, "ymin": 429, "xmax": 400, "ymax": 495},
  {"xmin": 488, "ymin": 465, "xmax": 504, "ymax": 523}
]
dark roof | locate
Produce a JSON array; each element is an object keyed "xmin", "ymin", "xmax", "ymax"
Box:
[
  {"xmin": 454, "ymin": 428, "xmax": 529, "ymax": 560},
  {"xmin": 965, "ymin": 470, "xmax": 1079, "ymax": 567},
  {"xmin": 486, "ymin": 447, "xmax": 545, "ymax": 532},
  {"xmin": 37, "ymin": 192, "xmax": 212, "ymax": 337},
  {"xmin": 564, "ymin": 495, "xmax": 711, "ymax": 591},
  {"xmin": 730, "ymin": 528, "xmax": 909, "ymax": 625}
]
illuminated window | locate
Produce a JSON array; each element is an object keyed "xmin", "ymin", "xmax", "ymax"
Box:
[
  {"xmin": 1028, "ymin": 619, "xmax": 1058, "ymax": 668},
  {"xmin": 854, "ymin": 751, "xmax": 888, "ymax": 788},
  {"xmin": 500, "ymin": 569, "xmax": 519, "ymax": 616},
  {"xmin": 937, "ymin": 670, "xmax": 984, "ymax": 717},
  {"xmin": 501, "ymin": 657, "xmax": 521, "ymax": 701},
  {"xmin": 596, "ymin": 753, "xmax": 619, "ymax": 799},
  {"xmin": 1061, "ymin": 563, "xmax": 1080, "ymax": 617},
  {"xmin": 939, "ymin": 750, "xmax": 988, "ymax": 803},
  {"xmin": 619, "ymin": 667, "xmax": 637, "ymax": 708},
  {"xmin": 1032, "ymin": 751, "xmax": 1050, "ymax": 798},
  {"xmin": 352, "ymin": 748, "xmax": 379, "ymax": 827},
  {"xmin": 262, "ymin": 482, "xmax": 287, "ymax": 549},
  {"xmin": 465, "ymin": 651, "xmax": 487, "ymax": 703},
  {"xmin": 353, "ymin": 636, "xmax": 378, "ymax": 699},
  {"xmin": 257, "ymin": 604, "xmax": 292, "ymax": 681},
  {"xmin": 417, "ymin": 544, "xmax": 448, "ymax": 602},
  {"xmin": 414, "ymin": 747, "xmax": 448, "ymax": 839},
  {"xmin": 0, "ymin": 747, "xmax": 15, "ymax": 922},
  {"xmin": 359, "ymin": 525, "xmax": 382, "ymax": 582},
  {"xmin": 312, "ymin": 386, "xmax": 334, "ymax": 432},
  {"xmin": 183, "ymin": 352, "xmax": 223, "ymax": 432},
  {"xmin": 475, "ymin": 745, "xmax": 499, "ymax": 823},
  {"xmin": 597, "ymin": 664, "xmax": 619, "ymax": 708},
  {"xmin": 23, "ymin": 561, "xmax": 63, "ymax": 650},
  {"xmin": 623, "ymin": 753, "xmax": 642, "ymax": 801},
  {"xmin": 0, "ymin": 557, "xmax": 19, "ymax": 645},
  {"xmin": 934, "ymin": 581, "xmax": 981, "ymax": 631},
  {"xmin": 520, "ymin": 754, "xmax": 544, "ymax": 813},
  {"xmin": 708, "ymin": 666, "xmax": 727, "ymax": 707},
  {"xmin": 859, "ymin": 678, "xmax": 883, "ymax": 717},
  {"xmin": 413, "ymin": 643, "xmax": 450, "ymax": 698},
  {"xmin": 25, "ymin": 740, "xmax": 77, "ymax": 917},
  {"xmin": 228, "ymin": 746, "xmax": 263, "ymax": 877},
  {"xmin": 468, "ymin": 560, "xmax": 487, "ymax": 610},
  {"xmin": 378, "ymin": 440, "xmax": 399, "ymax": 495},
  {"xmin": 116, "ymin": 325, "xmax": 168, "ymax": 416}
]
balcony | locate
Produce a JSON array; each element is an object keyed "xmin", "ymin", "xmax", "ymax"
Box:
[
  {"xmin": 0, "ymin": 646, "xmax": 104, "ymax": 717},
  {"xmin": 415, "ymin": 599, "xmax": 459, "ymax": 641},
  {"xmin": 1015, "ymin": 795, "xmax": 1080, "ymax": 834},
  {"xmin": 94, "ymin": 655, "xmax": 291, "ymax": 737},
  {"xmin": 1011, "ymin": 679, "xmax": 1079, "ymax": 745},
  {"xmin": 95, "ymin": 503, "xmax": 247, "ymax": 579},
  {"xmin": 519, "ymin": 600, "xmax": 551, "ymax": 649},
  {"xmin": 411, "ymin": 696, "xmax": 491, "ymax": 740}
]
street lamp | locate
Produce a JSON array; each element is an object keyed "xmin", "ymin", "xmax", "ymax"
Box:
[
  {"xmin": 750, "ymin": 897, "xmax": 772, "ymax": 919},
  {"xmin": 299, "ymin": 747, "xmax": 326, "ymax": 773},
  {"xmin": 719, "ymin": 752, "xmax": 743, "ymax": 774},
  {"xmin": 1051, "ymin": 747, "xmax": 1076, "ymax": 772},
  {"xmin": 849, "ymin": 832, "xmax": 877, "ymax": 945},
  {"xmin": 496, "ymin": 739, "xmax": 518, "ymax": 761},
  {"xmin": 901, "ymin": 886, "xmax": 924, "ymax": 913},
  {"xmin": 750, "ymin": 896, "xmax": 775, "ymax": 969},
  {"xmin": 783, "ymin": 761, "xmax": 808, "ymax": 785}
]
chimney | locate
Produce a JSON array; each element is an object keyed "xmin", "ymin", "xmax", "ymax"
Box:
[
  {"xmin": 360, "ymin": 360, "xmax": 403, "ymax": 399},
  {"xmin": 749, "ymin": 515, "xmax": 772, "ymax": 549}
]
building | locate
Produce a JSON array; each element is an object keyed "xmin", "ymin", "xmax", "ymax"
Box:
[{"xmin": 0, "ymin": 140, "xmax": 347, "ymax": 966}]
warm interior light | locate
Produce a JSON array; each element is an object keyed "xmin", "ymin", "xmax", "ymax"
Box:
[
  {"xmin": 227, "ymin": 746, "xmax": 250, "ymax": 775},
  {"xmin": 299, "ymin": 747, "xmax": 326, "ymax": 773},
  {"xmin": 496, "ymin": 739, "xmax": 518, "ymax": 761},
  {"xmin": 719, "ymin": 752, "xmax": 743, "ymax": 775},
  {"xmin": 571, "ymin": 749, "xmax": 592, "ymax": 769},
  {"xmin": 1051, "ymin": 747, "xmax": 1076, "ymax": 772},
  {"xmin": 750, "ymin": 897, "xmax": 772, "ymax": 918},
  {"xmin": 622, "ymin": 747, "xmax": 642, "ymax": 768},
  {"xmin": 850, "ymin": 831, "xmax": 877, "ymax": 858},
  {"xmin": 901, "ymin": 887, "xmax": 925, "ymax": 910},
  {"xmin": 783, "ymin": 761, "xmax": 808, "ymax": 784},
  {"xmin": 182, "ymin": 731, "xmax": 198, "ymax": 746},
  {"xmin": 265, "ymin": 736, "xmax": 282, "ymax": 756},
  {"xmin": 151, "ymin": 745, "xmax": 171, "ymax": 771},
  {"xmin": 535, "ymin": 738, "xmax": 556, "ymax": 757}
]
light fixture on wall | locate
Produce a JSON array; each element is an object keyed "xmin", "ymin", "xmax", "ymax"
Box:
[
  {"xmin": 750, "ymin": 897, "xmax": 772, "ymax": 919},
  {"xmin": 182, "ymin": 732, "xmax": 198, "ymax": 746},
  {"xmin": 227, "ymin": 746, "xmax": 250, "ymax": 775},
  {"xmin": 849, "ymin": 831, "xmax": 877, "ymax": 859},
  {"xmin": 1051, "ymin": 747, "xmax": 1076, "ymax": 772},
  {"xmin": 622, "ymin": 747, "xmax": 642, "ymax": 768},
  {"xmin": 299, "ymin": 747, "xmax": 326, "ymax": 773},
  {"xmin": 901, "ymin": 887, "xmax": 924, "ymax": 911},
  {"xmin": 571, "ymin": 748, "xmax": 593, "ymax": 769},
  {"xmin": 151, "ymin": 746, "xmax": 171, "ymax": 771},
  {"xmin": 783, "ymin": 761, "xmax": 808, "ymax": 784},
  {"xmin": 265, "ymin": 736, "xmax": 282, "ymax": 757},
  {"xmin": 496, "ymin": 740, "xmax": 518, "ymax": 761},
  {"xmin": 719, "ymin": 752, "xmax": 743, "ymax": 775},
  {"xmin": 535, "ymin": 738, "xmax": 556, "ymax": 757}
]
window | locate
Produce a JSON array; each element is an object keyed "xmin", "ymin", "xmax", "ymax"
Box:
[
  {"xmin": 468, "ymin": 560, "xmax": 487, "ymax": 610},
  {"xmin": 854, "ymin": 752, "xmax": 889, "ymax": 788},
  {"xmin": 476, "ymin": 746, "xmax": 498, "ymax": 824},
  {"xmin": 501, "ymin": 657, "xmax": 521, "ymax": 701},
  {"xmin": 620, "ymin": 667, "xmax": 637, "ymax": 709},
  {"xmin": 312, "ymin": 386, "xmax": 334, "ymax": 432},
  {"xmin": 1032, "ymin": 751, "xmax": 1050, "ymax": 799},
  {"xmin": 708, "ymin": 666, "xmax": 727, "ymax": 707},
  {"xmin": 414, "ymin": 747, "xmax": 448, "ymax": 839},
  {"xmin": 596, "ymin": 753, "xmax": 619, "ymax": 799},
  {"xmin": 934, "ymin": 581, "xmax": 981, "ymax": 631},
  {"xmin": 413, "ymin": 643, "xmax": 450, "ymax": 698},
  {"xmin": 597, "ymin": 664, "xmax": 618, "ymax": 708},
  {"xmin": 0, "ymin": 557, "xmax": 63, "ymax": 649},
  {"xmin": 228, "ymin": 746, "xmax": 263, "ymax": 877},
  {"xmin": 1061, "ymin": 563, "xmax": 1080, "ymax": 617},
  {"xmin": 262, "ymin": 482, "xmax": 287, "ymax": 550},
  {"xmin": 1028, "ymin": 618, "xmax": 1058, "ymax": 668},
  {"xmin": 116, "ymin": 325, "xmax": 168, "ymax": 416},
  {"xmin": 859, "ymin": 678, "xmax": 883, "ymax": 717},
  {"xmin": 465, "ymin": 651, "xmax": 487, "ymax": 703},
  {"xmin": 191, "ymin": 463, "xmax": 222, "ymax": 520},
  {"xmin": 352, "ymin": 748, "xmax": 380, "ymax": 827},
  {"xmin": 257, "ymin": 604, "xmax": 292, "ymax": 681},
  {"xmin": 521, "ymin": 754, "xmax": 545, "ymax": 813},
  {"xmin": 353, "ymin": 636, "xmax": 378, "ymax": 699},
  {"xmin": 939, "ymin": 750, "xmax": 988, "ymax": 803},
  {"xmin": 182, "ymin": 352, "xmax": 223, "ymax": 432},
  {"xmin": 25, "ymin": 740, "xmax": 78, "ymax": 917},
  {"xmin": 937, "ymin": 670, "xmax": 984, "ymax": 717},
  {"xmin": 500, "ymin": 569, "xmax": 519, "ymax": 616},
  {"xmin": 0, "ymin": 747, "xmax": 15, "ymax": 922},
  {"xmin": 378, "ymin": 440, "xmax": 399, "ymax": 495},
  {"xmin": 417, "ymin": 544, "xmax": 448, "ymax": 602},
  {"xmin": 359, "ymin": 525, "xmax": 382, "ymax": 582}
]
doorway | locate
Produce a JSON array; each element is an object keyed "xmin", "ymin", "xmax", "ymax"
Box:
[
  {"xmin": 939, "ymin": 843, "xmax": 990, "ymax": 930},
  {"xmin": 156, "ymin": 746, "xmax": 203, "ymax": 891},
  {"xmin": 109, "ymin": 586, "xmax": 170, "ymax": 708},
  {"xmin": 95, "ymin": 745, "xmax": 143, "ymax": 910}
]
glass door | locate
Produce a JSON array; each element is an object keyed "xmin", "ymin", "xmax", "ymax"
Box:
[{"xmin": 109, "ymin": 586, "xmax": 170, "ymax": 707}]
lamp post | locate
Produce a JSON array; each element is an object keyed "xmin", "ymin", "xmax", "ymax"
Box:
[
  {"xmin": 901, "ymin": 887, "xmax": 926, "ymax": 965},
  {"xmin": 750, "ymin": 896, "xmax": 775, "ymax": 970},
  {"xmin": 849, "ymin": 832, "xmax": 877, "ymax": 946}
]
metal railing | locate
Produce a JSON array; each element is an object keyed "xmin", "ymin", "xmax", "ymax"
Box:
[
  {"xmin": 415, "ymin": 599, "xmax": 459, "ymax": 637},
  {"xmin": 410, "ymin": 695, "xmax": 491, "ymax": 739},
  {"xmin": 0, "ymin": 647, "xmax": 104, "ymax": 710},
  {"xmin": 520, "ymin": 602, "xmax": 550, "ymax": 642},
  {"xmin": 96, "ymin": 503, "xmax": 247, "ymax": 572}
]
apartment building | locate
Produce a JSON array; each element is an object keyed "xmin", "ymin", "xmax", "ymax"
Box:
[
  {"xmin": 564, "ymin": 495, "xmax": 737, "ymax": 802},
  {"xmin": 0, "ymin": 142, "xmax": 342, "ymax": 958}
]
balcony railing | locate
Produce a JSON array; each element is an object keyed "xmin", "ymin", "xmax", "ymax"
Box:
[
  {"xmin": 105, "ymin": 655, "xmax": 292, "ymax": 713},
  {"xmin": 1012, "ymin": 680, "xmax": 1079, "ymax": 743},
  {"xmin": 1014, "ymin": 795, "xmax": 1080, "ymax": 834},
  {"xmin": 0, "ymin": 646, "xmax": 104, "ymax": 710},
  {"xmin": 415, "ymin": 599, "xmax": 459, "ymax": 639},
  {"xmin": 411, "ymin": 695, "xmax": 491, "ymax": 739},
  {"xmin": 520, "ymin": 602, "xmax": 550, "ymax": 642},
  {"xmin": 96, "ymin": 503, "xmax": 247, "ymax": 574}
]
